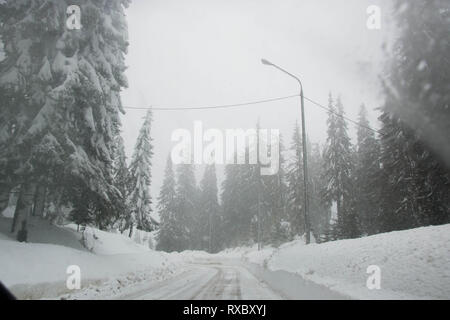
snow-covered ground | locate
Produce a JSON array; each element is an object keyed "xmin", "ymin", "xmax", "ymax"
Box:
[
  {"xmin": 0, "ymin": 215, "xmax": 183, "ymax": 299},
  {"xmin": 1, "ymin": 209, "xmax": 449, "ymax": 300},
  {"xmin": 226, "ymin": 225, "xmax": 450, "ymax": 300}
]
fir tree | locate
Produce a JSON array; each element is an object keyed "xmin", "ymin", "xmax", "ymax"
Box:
[
  {"xmin": 355, "ymin": 105, "xmax": 381, "ymax": 235},
  {"xmin": 221, "ymin": 163, "xmax": 243, "ymax": 247},
  {"xmin": 322, "ymin": 94, "xmax": 358, "ymax": 239},
  {"xmin": 112, "ymin": 134, "xmax": 131, "ymax": 232},
  {"xmin": 156, "ymin": 155, "xmax": 183, "ymax": 252},
  {"xmin": 378, "ymin": 0, "xmax": 450, "ymax": 230},
  {"xmin": 175, "ymin": 162, "xmax": 199, "ymax": 250},
  {"xmin": 285, "ymin": 120, "xmax": 305, "ymax": 238},
  {"xmin": 221, "ymin": 149, "xmax": 258, "ymax": 247},
  {"xmin": 378, "ymin": 116, "xmax": 419, "ymax": 231},
  {"xmin": 0, "ymin": 0, "xmax": 130, "ymax": 234},
  {"xmin": 128, "ymin": 110, "xmax": 155, "ymax": 233},
  {"xmin": 263, "ymin": 134, "xmax": 290, "ymax": 246},
  {"xmin": 307, "ymin": 141, "xmax": 331, "ymax": 240},
  {"xmin": 198, "ymin": 164, "xmax": 220, "ymax": 252}
]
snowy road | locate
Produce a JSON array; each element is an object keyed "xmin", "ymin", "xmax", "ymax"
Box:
[
  {"xmin": 119, "ymin": 260, "xmax": 283, "ymax": 300},
  {"xmin": 117, "ymin": 257, "xmax": 348, "ymax": 300}
]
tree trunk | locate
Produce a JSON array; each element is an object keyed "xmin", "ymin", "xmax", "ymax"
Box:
[
  {"xmin": 51, "ymin": 192, "xmax": 65, "ymax": 225},
  {"xmin": 336, "ymin": 196, "xmax": 342, "ymax": 223},
  {"xmin": 11, "ymin": 182, "xmax": 36, "ymax": 233},
  {"xmin": 128, "ymin": 224, "xmax": 133, "ymax": 238},
  {"xmin": 32, "ymin": 184, "xmax": 47, "ymax": 217},
  {"xmin": 0, "ymin": 184, "xmax": 11, "ymax": 214}
]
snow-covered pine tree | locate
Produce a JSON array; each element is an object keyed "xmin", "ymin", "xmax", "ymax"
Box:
[
  {"xmin": 322, "ymin": 94, "xmax": 358, "ymax": 239},
  {"xmin": 251, "ymin": 121, "xmax": 264, "ymax": 247},
  {"xmin": 175, "ymin": 161, "xmax": 199, "ymax": 250},
  {"xmin": 112, "ymin": 133, "xmax": 130, "ymax": 231},
  {"xmin": 128, "ymin": 110, "xmax": 155, "ymax": 234},
  {"xmin": 198, "ymin": 164, "xmax": 220, "ymax": 252},
  {"xmin": 221, "ymin": 149, "xmax": 258, "ymax": 247},
  {"xmin": 69, "ymin": 188, "xmax": 95, "ymax": 231},
  {"xmin": 262, "ymin": 134, "xmax": 290, "ymax": 246},
  {"xmin": 221, "ymin": 163, "xmax": 242, "ymax": 247},
  {"xmin": 243, "ymin": 146, "xmax": 260, "ymax": 246},
  {"xmin": 378, "ymin": 115, "xmax": 419, "ymax": 231},
  {"xmin": 378, "ymin": 0, "xmax": 450, "ymax": 231},
  {"xmin": 0, "ymin": 0, "xmax": 130, "ymax": 234},
  {"xmin": 355, "ymin": 104, "xmax": 381, "ymax": 235},
  {"xmin": 285, "ymin": 120, "xmax": 305, "ymax": 238},
  {"xmin": 307, "ymin": 140, "xmax": 331, "ymax": 241},
  {"xmin": 156, "ymin": 155, "xmax": 183, "ymax": 252}
]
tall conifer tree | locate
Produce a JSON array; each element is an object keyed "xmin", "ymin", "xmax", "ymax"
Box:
[{"xmin": 128, "ymin": 110, "xmax": 155, "ymax": 233}]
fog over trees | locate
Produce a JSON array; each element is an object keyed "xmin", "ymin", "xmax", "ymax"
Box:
[{"xmin": 0, "ymin": 0, "xmax": 448, "ymax": 253}]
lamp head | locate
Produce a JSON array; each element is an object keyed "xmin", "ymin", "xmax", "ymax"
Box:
[{"xmin": 261, "ymin": 58, "xmax": 273, "ymax": 66}]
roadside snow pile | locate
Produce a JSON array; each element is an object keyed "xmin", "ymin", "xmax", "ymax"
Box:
[
  {"xmin": 212, "ymin": 245, "xmax": 260, "ymax": 259},
  {"xmin": 244, "ymin": 247, "xmax": 275, "ymax": 267},
  {"xmin": 1, "ymin": 207, "xmax": 157, "ymax": 251},
  {"xmin": 0, "ymin": 238, "xmax": 180, "ymax": 299},
  {"xmin": 0, "ymin": 216, "xmax": 153, "ymax": 254},
  {"xmin": 0, "ymin": 217, "xmax": 183, "ymax": 299},
  {"xmin": 64, "ymin": 224, "xmax": 152, "ymax": 255},
  {"xmin": 251, "ymin": 224, "xmax": 450, "ymax": 299},
  {"xmin": 176, "ymin": 250, "xmax": 211, "ymax": 262},
  {"xmin": 120, "ymin": 227, "xmax": 158, "ymax": 250}
]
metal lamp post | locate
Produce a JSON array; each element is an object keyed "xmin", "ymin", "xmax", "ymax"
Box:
[{"xmin": 261, "ymin": 58, "xmax": 310, "ymax": 244}]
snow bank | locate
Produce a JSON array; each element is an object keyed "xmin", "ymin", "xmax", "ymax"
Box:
[
  {"xmin": 0, "ymin": 238, "xmax": 179, "ymax": 299},
  {"xmin": 1, "ymin": 205, "xmax": 158, "ymax": 251},
  {"xmin": 245, "ymin": 249, "xmax": 273, "ymax": 267},
  {"xmin": 0, "ymin": 216, "xmax": 153, "ymax": 254},
  {"xmin": 0, "ymin": 238, "xmax": 164, "ymax": 287},
  {"xmin": 64, "ymin": 224, "xmax": 152, "ymax": 255},
  {"xmin": 211, "ymin": 245, "xmax": 261, "ymax": 259},
  {"xmin": 0, "ymin": 217, "xmax": 182, "ymax": 299},
  {"xmin": 247, "ymin": 224, "xmax": 450, "ymax": 299}
]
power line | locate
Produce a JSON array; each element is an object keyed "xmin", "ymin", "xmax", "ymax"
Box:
[
  {"xmin": 302, "ymin": 96, "xmax": 385, "ymax": 136},
  {"xmin": 123, "ymin": 93, "xmax": 384, "ymax": 136},
  {"xmin": 123, "ymin": 94, "xmax": 299, "ymax": 111}
]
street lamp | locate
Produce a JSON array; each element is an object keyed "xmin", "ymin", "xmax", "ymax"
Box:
[{"xmin": 261, "ymin": 58, "xmax": 311, "ymax": 244}]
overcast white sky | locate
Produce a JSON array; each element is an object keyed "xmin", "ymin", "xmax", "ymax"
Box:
[{"xmin": 120, "ymin": 0, "xmax": 394, "ymax": 212}]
